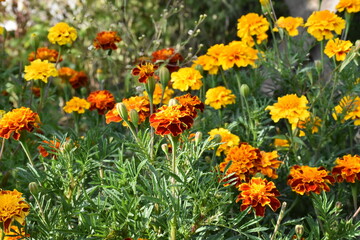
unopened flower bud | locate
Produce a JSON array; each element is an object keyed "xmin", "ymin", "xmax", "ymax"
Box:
[
  {"xmin": 335, "ymin": 201, "xmax": 343, "ymax": 210},
  {"xmin": 129, "ymin": 109, "xmax": 139, "ymax": 126},
  {"xmin": 194, "ymin": 131, "xmax": 202, "ymax": 145},
  {"xmin": 205, "ymin": 156, "xmax": 211, "ymax": 163},
  {"xmin": 212, "ymin": 134, "xmax": 222, "ymax": 143},
  {"xmin": 29, "ymin": 182, "xmax": 39, "ymax": 195},
  {"xmin": 168, "ymin": 99, "xmax": 180, "ymax": 106},
  {"xmin": 158, "ymin": 65, "xmax": 170, "ymax": 87},
  {"xmin": 295, "ymin": 225, "xmax": 304, "ymax": 238},
  {"xmin": 194, "ymin": 64, "xmax": 203, "ymax": 75},
  {"xmin": 116, "ymin": 103, "xmax": 128, "ymax": 121},
  {"xmin": 240, "ymin": 84, "xmax": 250, "ymax": 97},
  {"xmin": 161, "ymin": 143, "xmax": 169, "ymax": 154},
  {"xmin": 314, "ymin": 60, "xmax": 322, "ymax": 73}
]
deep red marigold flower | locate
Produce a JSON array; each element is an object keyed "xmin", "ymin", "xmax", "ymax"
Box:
[
  {"xmin": 69, "ymin": 71, "xmax": 88, "ymax": 89},
  {"xmin": 332, "ymin": 154, "xmax": 360, "ymax": 183},
  {"xmin": 0, "ymin": 107, "xmax": 40, "ymax": 140},
  {"xmin": 106, "ymin": 96, "xmax": 151, "ymax": 126},
  {"xmin": 174, "ymin": 93, "xmax": 204, "ymax": 118},
  {"xmin": 31, "ymin": 87, "xmax": 41, "ymax": 98},
  {"xmin": 237, "ymin": 177, "xmax": 281, "ymax": 217},
  {"xmin": 149, "ymin": 105, "xmax": 194, "ymax": 137},
  {"xmin": 93, "ymin": 31, "xmax": 122, "ymax": 50},
  {"xmin": 151, "ymin": 48, "xmax": 183, "ymax": 73},
  {"xmin": 219, "ymin": 143, "xmax": 262, "ymax": 185},
  {"xmin": 28, "ymin": 47, "xmax": 63, "ymax": 63},
  {"xmin": 87, "ymin": 90, "xmax": 116, "ymax": 115},
  {"xmin": 287, "ymin": 165, "xmax": 335, "ymax": 195},
  {"xmin": 132, "ymin": 62, "xmax": 158, "ymax": 83}
]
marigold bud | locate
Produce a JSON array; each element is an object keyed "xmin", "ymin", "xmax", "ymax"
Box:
[
  {"xmin": 194, "ymin": 131, "xmax": 202, "ymax": 146},
  {"xmin": 295, "ymin": 225, "xmax": 304, "ymax": 238},
  {"xmin": 168, "ymin": 99, "xmax": 180, "ymax": 106},
  {"xmin": 129, "ymin": 109, "xmax": 139, "ymax": 126},
  {"xmin": 161, "ymin": 143, "xmax": 169, "ymax": 154},
  {"xmin": 158, "ymin": 65, "xmax": 170, "ymax": 88},
  {"xmin": 29, "ymin": 182, "xmax": 39, "ymax": 195},
  {"xmin": 240, "ymin": 84, "xmax": 250, "ymax": 97},
  {"xmin": 116, "ymin": 103, "xmax": 128, "ymax": 121},
  {"xmin": 212, "ymin": 134, "xmax": 222, "ymax": 144}
]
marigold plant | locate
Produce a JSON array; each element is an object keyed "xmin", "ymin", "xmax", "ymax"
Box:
[
  {"xmin": 171, "ymin": 67, "xmax": 203, "ymax": 91},
  {"xmin": 324, "ymin": 38, "xmax": 353, "ymax": 61},
  {"xmin": 0, "ymin": 107, "xmax": 40, "ymax": 140},
  {"xmin": 93, "ymin": 31, "xmax": 122, "ymax": 50},
  {"xmin": 48, "ymin": 22, "xmax": 77, "ymax": 45},
  {"xmin": 218, "ymin": 41, "xmax": 258, "ymax": 70},
  {"xmin": 332, "ymin": 154, "xmax": 360, "ymax": 183},
  {"xmin": 24, "ymin": 59, "xmax": 58, "ymax": 83},
  {"xmin": 63, "ymin": 97, "xmax": 91, "ymax": 114},
  {"xmin": 274, "ymin": 16, "xmax": 304, "ymax": 37},
  {"xmin": 87, "ymin": 90, "xmax": 116, "ymax": 115},
  {"xmin": 208, "ymin": 128, "xmax": 240, "ymax": 156},
  {"xmin": 205, "ymin": 86, "xmax": 236, "ymax": 110},
  {"xmin": 236, "ymin": 177, "xmax": 281, "ymax": 217},
  {"xmin": 237, "ymin": 13, "xmax": 269, "ymax": 46},
  {"xmin": 304, "ymin": 10, "xmax": 345, "ymax": 41},
  {"xmin": 336, "ymin": 0, "xmax": 360, "ymax": 13},
  {"xmin": 287, "ymin": 165, "xmax": 335, "ymax": 195},
  {"xmin": 0, "ymin": 189, "xmax": 30, "ymax": 233},
  {"xmin": 333, "ymin": 95, "xmax": 360, "ymax": 125},
  {"xmin": 28, "ymin": 47, "xmax": 62, "ymax": 63}
]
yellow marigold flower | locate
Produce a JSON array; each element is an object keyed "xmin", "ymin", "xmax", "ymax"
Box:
[
  {"xmin": 258, "ymin": 151, "xmax": 282, "ymax": 179},
  {"xmin": 336, "ymin": 0, "xmax": 360, "ymax": 13},
  {"xmin": 219, "ymin": 41, "xmax": 258, "ymax": 70},
  {"xmin": 265, "ymin": 94, "xmax": 310, "ymax": 129},
  {"xmin": 63, "ymin": 97, "xmax": 91, "ymax": 114},
  {"xmin": 333, "ymin": 96, "xmax": 360, "ymax": 125},
  {"xmin": 48, "ymin": 22, "xmax": 77, "ymax": 45},
  {"xmin": 324, "ymin": 38, "xmax": 353, "ymax": 61},
  {"xmin": 0, "ymin": 107, "xmax": 40, "ymax": 140},
  {"xmin": 237, "ymin": 177, "xmax": 281, "ymax": 217},
  {"xmin": 0, "ymin": 189, "xmax": 30, "ymax": 233},
  {"xmin": 208, "ymin": 128, "xmax": 240, "ymax": 156},
  {"xmin": 171, "ymin": 67, "xmax": 203, "ymax": 91},
  {"xmin": 274, "ymin": 16, "xmax": 304, "ymax": 37},
  {"xmin": 143, "ymin": 83, "xmax": 174, "ymax": 105},
  {"xmin": 219, "ymin": 143, "xmax": 262, "ymax": 185},
  {"xmin": 193, "ymin": 55, "xmax": 219, "ymax": 75},
  {"xmin": 205, "ymin": 86, "xmax": 236, "ymax": 109},
  {"xmin": 237, "ymin": 13, "xmax": 269, "ymax": 46},
  {"xmin": 0, "ymin": 26, "xmax": 4, "ymax": 35},
  {"xmin": 288, "ymin": 165, "xmax": 335, "ymax": 195},
  {"xmin": 297, "ymin": 116, "xmax": 321, "ymax": 137},
  {"xmin": 305, "ymin": 10, "xmax": 345, "ymax": 41},
  {"xmin": 24, "ymin": 59, "xmax": 58, "ymax": 83},
  {"xmin": 0, "ymin": 225, "xmax": 30, "ymax": 240},
  {"xmin": 28, "ymin": 47, "xmax": 62, "ymax": 63},
  {"xmin": 332, "ymin": 154, "xmax": 360, "ymax": 183},
  {"xmin": 274, "ymin": 138, "xmax": 290, "ymax": 148},
  {"xmin": 149, "ymin": 105, "xmax": 194, "ymax": 137}
]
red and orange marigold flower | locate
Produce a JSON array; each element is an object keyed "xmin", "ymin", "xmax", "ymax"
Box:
[
  {"xmin": 0, "ymin": 225, "xmax": 29, "ymax": 240},
  {"xmin": 132, "ymin": 62, "xmax": 158, "ymax": 83},
  {"xmin": 87, "ymin": 90, "xmax": 116, "ymax": 115},
  {"xmin": 332, "ymin": 154, "xmax": 360, "ymax": 183},
  {"xmin": 149, "ymin": 105, "xmax": 194, "ymax": 137},
  {"xmin": 37, "ymin": 139, "xmax": 64, "ymax": 158},
  {"xmin": 28, "ymin": 47, "xmax": 62, "ymax": 63},
  {"xmin": 237, "ymin": 177, "xmax": 281, "ymax": 217},
  {"xmin": 0, "ymin": 107, "xmax": 40, "ymax": 140},
  {"xmin": 287, "ymin": 165, "xmax": 335, "ymax": 195},
  {"xmin": 174, "ymin": 93, "xmax": 204, "ymax": 118},
  {"xmin": 69, "ymin": 71, "xmax": 88, "ymax": 89},
  {"xmin": 93, "ymin": 31, "xmax": 122, "ymax": 50},
  {"xmin": 258, "ymin": 151, "xmax": 282, "ymax": 179},
  {"xmin": 151, "ymin": 48, "xmax": 183, "ymax": 73},
  {"xmin": 0, "ymin": 189, "xmax": 30, "ymax": 233}
]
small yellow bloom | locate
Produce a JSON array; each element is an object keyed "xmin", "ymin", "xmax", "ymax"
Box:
[
  {"xmin": 208, "ymin": 128, "xmax": 240, "ymax": 156},
  {"xmin": 63, "ymin": 97, "xmax": 91, "ymax": 114},
  {"xmin": 205, "ymin": 86, "xmax": 236, "ymax": 109},
  {"xmin": 336, "ymin": 0, "xmax": 360, "ymax": 13},
  {"xmin": 274, "ymin": 138, "xmax": 290, "ymax": 148},
  {"xmin": 333, "ymin": 96, "xmax": 360, "ymax": 125},
  {"xmin": 237, "ymin": 13, "xmax": 269, "ymax": 46},
  {"xmin": 24, "ymin": 59, "xmax": 58, "ymax": 83},
  {"xmin": 171, "ymin": 67, "xmax": 203, "ymax": 91},
  {"xmin": 193, "ymin": 55, "xmax": 219, "ymax": 75},
  {"xmin": 324, "ymin": 38, "xmax": 353, "ymax": 61},
  {"xmin": 48, "ymin": 22, "xmax": 77, "ymax": 45},
  {"xmin": 219, "ymin": 41, "xmax": 258, "ymax": 70},
  {"xmin": 274, "ymin": 16, "xmax": 304, "ymax": 37},
  {"xmin": 0, "ymin": 26, "xmax": 4, "ymax": 35}
]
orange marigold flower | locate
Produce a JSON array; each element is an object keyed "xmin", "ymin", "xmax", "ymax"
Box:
[
  {"xmin": 149, "ymin": 105, "xmax": 194, "ymax": 137},
  {"xmin": 58, "ymin": 67, "xmax": 76, "ymax": 82},
  {"xmin": 258, "ymin": 151, "xmax": 282, "ymax": 179},
  {"xmin": 274, "ymin": 138, "xmax": 290, "ymax": 148},
  {"xmin": 144, "ymin": 83, "xmax": 174, "ymax": 105},
  {"xmin": 265, "ymin": 94, "xmax": 310, "ymax": 130},
  {"xmin": 297, "ymin": 116, "xmax": 321, "ymax": 137},
  {"xmin": 336, "ymin": 0, "xmax": 360, "ymax": 13},
  {"xmin": 274, "ymin": 16, "xmax": 304, "ymax": 37},
  {"xmin": 87, "ymin": 90, "xmax": 116, "ymax": 115},
  {"xmin": 69, "ymin": 71, "xmax": 88, "ymax": 89},
  {"xmin": 48, "ymin": 22, "xmax": 77, "ymax": 45},
  {"xmin": 174, "ymin": 93, "xmax": 204, "ymax": 118},
  {"xmin": 333, "ymin": 96, "xmax": 360, "ymax": 125},
  {"xmin": 0, "ymin": 225, "xmax": 30, "ymax": 240},
  {"xmin": 287, "ymin": 165, "xmax": 335, "ymax": 195},
  {"xmin": 24, "ymin": 59, "xmax": 58, "ymax": 83},
  {"xmin": 237, "ymin": 177, "xmax": 281, "ymax": 217},
  {"xmin": 219, "ymin": 143, "xmax": 262, "ymax": 184},
  {"xmin": 28, "ymin": 47, "xmax": 63, "ymax": 63},
  {"xmin": 208, "ymin": 128, "xmax": 240, "ymax": 156},
  {"xmin": 63, "ymin": 97, "xmax": 91, "ymax": 114},
  {"xmin": 219, "ymin": 41, "xmax": 258, "ymax": 70},
  {"xmin": 37, "ymin": 139, "xmax": 62, "ymax": 158},
  {"xmin": 205, "ymin": 86, "xmax": 236, "ymax": 109},
  {"xmin": 171, "ymin": 67, "xmax": 203, "ymax": 91},
  {"xmin": 0, "ymin": 107, "xmax": 40, "ymax": 140},
  {"xmin": 105, "ymin": 96, "xmax": 150, "ymax": 126},
  {"xmin": 151, "ymin": 48, "xmax": 183, "ymax": 73},
  {"xmin": 332, "ymin": 154, "xmax": 360, "ymax": 183},
  {"xmin": 304, "ymin": 10, "xmax": 345, "ymax": 41},
  {"xmin": 93, "ymin": 31, "xmax": 122, "ymax": 50},
  {"xmin": 0, "ymin": 189, "xmax": 30, "ymax": 233},
  {"xmin": 132, "ymin": 62, "xmax": 158, "ymax": 83},
  {"xmin": 324, "ymin": 38, "xmax": 353, "ymax": 61},
  {"xmin": 237, "ymin": 13, "xmax": 269, "ymax": 46}
]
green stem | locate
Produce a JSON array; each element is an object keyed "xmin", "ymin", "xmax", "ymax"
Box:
[
  {"xmin": 352, "ymin": 183, "xmax": 358, "ymax": 213},
  {"xmin": 0, "ymin": 138, "xmax": 5, "ymax": 160},
  {"xmin": 19, "ymin": 140, "xmax": 34, "ymax": 166},
  {"xmin": 342, "ymin": 12, "xmax": 352, "ymax": 40},
  {"xmin": 320, "ymin": 40, "xmax": 324, "ymax": 73},
  {"xmin": 168, "ymin": 135, "xmax": 178, "ymax": 240}
]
